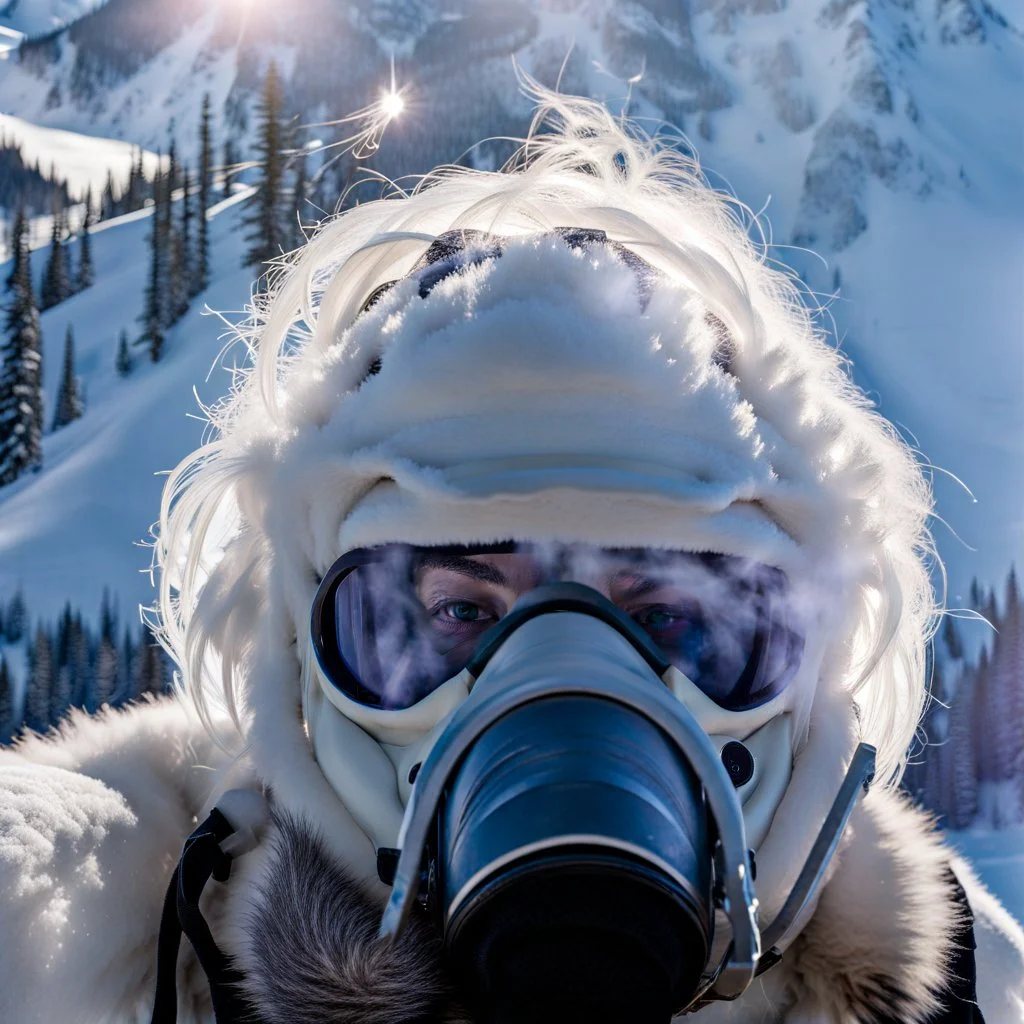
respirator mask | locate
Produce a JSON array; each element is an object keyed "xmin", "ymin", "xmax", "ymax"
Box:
[{"xmin": 310, "ymin": 542, "xmax": 875, "ymax": 1023}]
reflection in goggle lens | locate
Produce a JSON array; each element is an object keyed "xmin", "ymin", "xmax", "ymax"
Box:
[{"xmin": 314, "ymin": 542, "xmax": 804, "ymax": 712}]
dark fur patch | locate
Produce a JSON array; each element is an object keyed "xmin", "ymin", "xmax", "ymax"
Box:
[{"xmin": 243, "ymin": 813, "xmax": 464, "ymax": 1024}]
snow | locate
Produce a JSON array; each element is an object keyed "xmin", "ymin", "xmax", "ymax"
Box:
[
  {"xmin": 0, "ymin": 0, "xmax": 100, "ymax": 39},
  {"xmin": 0, "ymin": 186, "xmax": 255, "ymax": 633},
  {"xmin": 0, "ymin": 113, "xmax": 163, "ymax": 200},
  {"xmin": 950, "ymin": 825, "xmax": 1024, "ymax": 925},
  {"xmin": 0, "ymin": 6, "xmax": 241, "ymax": 165},
  {"xmin": 835, "ymin": 191, "xmax": 1024, "ymax": 615}
]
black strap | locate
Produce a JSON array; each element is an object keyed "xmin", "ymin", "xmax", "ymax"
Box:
[{"xmin": 150, "ymin": 809, "xmax": 263, "ymax": 1024}]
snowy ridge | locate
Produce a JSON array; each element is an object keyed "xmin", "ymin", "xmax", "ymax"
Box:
[{"xmin": 0, "ymin": 112, "xmax": 161, "ymax": 200}]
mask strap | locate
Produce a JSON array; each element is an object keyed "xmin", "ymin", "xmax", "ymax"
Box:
[{"xmin": 684, "ymin": 742, "xmax": 877, "ymax": 1011}]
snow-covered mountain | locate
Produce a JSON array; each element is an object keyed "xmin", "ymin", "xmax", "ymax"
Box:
[
  {"xmin": 0, "ymin": 0, "xmax": 1021, "ymax": 615},
  {"xmin": 0, "ymin": 186, "xmax": 254, "ymax": 627},
  {"xmin": 0, "ymin": 0, "xmax": 99, "ymax": 39}
]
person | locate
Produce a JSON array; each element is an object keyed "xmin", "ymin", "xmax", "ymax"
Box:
[{"xmin": 1, "ymin": 91, "xmax": 1022, "ymax": 1024}]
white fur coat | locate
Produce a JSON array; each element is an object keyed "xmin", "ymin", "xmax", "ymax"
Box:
[{"xmin": 1, "ymin": 697, "xmax": 1022, "ymax": 1024}]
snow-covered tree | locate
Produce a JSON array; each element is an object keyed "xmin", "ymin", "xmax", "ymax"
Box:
[
  {"xmin": 195, "ymin": 92, "xmax": 213, "ymax": 295},
  {"xmin": 76, "ymin": 186, "xmax": 95, "ymax": 292},
  {"xmin": 243, "ymin": 61, "xmax": 288, "ymax": 271},
  {"xmin": 0, "ymin": 208, "xmax": 44, "ymax": 486},
  {"xmin": 51, "ymin": 324, "xmax": 84, "ymax": 431},
  {"xmin": 138, "ymin": 155, "xmax": 167, "ymax": 362},
  {"xmin": 116, "ymin": 327, "xmax": 132, "ymax": 376},
  {"xmin": 170, "ymin": 165, "xmax": 193, "ymax": 322},
  {"xmin": 40, "ymin": 208, "xmax": 71, "ymax": 310}
]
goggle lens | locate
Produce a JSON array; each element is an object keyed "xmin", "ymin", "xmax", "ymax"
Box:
[{"xmin": 312, "ymin": 543, "xmax": 803, "ymax": 712}]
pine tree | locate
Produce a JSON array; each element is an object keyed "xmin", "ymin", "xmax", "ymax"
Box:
[
  {"xmin": 40, "ymin": 208, "xmax": 70, "ymax": 310},
  {"xmin": 25, "ymin": 624, "xmax": 52, "ymax": 732},
  {"xmin": 135, "ymin": 628, "xmax": 167, "ymax": 697},
  {"xmin": 118, "ymin": 625, "xmax": 134, "ymax": 703},
  {"xmin": 941, "ymin": 614, "xmax": 964, "ymax": 663},
  {"xmin": 990, "ymin": 568, "xmax": 1024, "ymax": 790},
  {"xmin": 164, "ymin": 138, "xmax": 178, "ymax": 239},
  {"xmin": 126, "ymin": 149, "xmax": 145, "ymax": 212},
  {"xmin": 116, "ymin": 327, "xmax": 132, "ymax": 376},
  {"xmin": 76, "ymin": 186, "xmax": 95, "ymax": 292},
  {"xmin": 101, "ymin": 168, "xmax": 118, "ymax": 221},
  {"xmin": 242, "ymin": 61, "xmax": 287, "ymax": 271},
  {"xmin": 196, "ymin": 93, "xmax": 213, "ymax": 295},
  {"xmin": 0, "ymin": 655, "xmax": 15, "ymax": 743},
  {"xmin": 289, "ymin": 144, "xmax": 309, "ymax": 250},
  {"xmin": 4, "ymin": 588, "xmax": 26, "ymax": 643},
  {"xmin": 50, "ymin": 660, "xmax": 72, "ymax": 724},
  {"xmin": 0, "ymin": 208, "xmax": 44, "ymax": 486},
  {"xmin": 947, "ymin": 664, "xmax": 978, "ymax": 829},
  {"xmin": 41, "ymin": 204, "xmax": 73, "ymax": 307},
  {"xmin": 71, "ymin": 612, "xmax": 91, "ymax": 709},
  {"xmin": 138, "ymin": 155, "xmax": 167, "ymax": 362},
  {"xmin": 91, "ymin": 636, "xmax": 118, "ymax": 711},
  {"xmin": 51, "ymin": 324, "xmax": 84, "ymax": 431},
  {"xmin": 170, "ymin": 165, "xmax": 193, "ymax": 322},
  {"xmin": 223, "ymin": 138, "xmax": 238, "ymax": 193}
]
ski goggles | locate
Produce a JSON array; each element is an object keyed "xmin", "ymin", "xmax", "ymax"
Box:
[{"xmin": 311, "ymin": 542, "xmax": 804, "ymax": 713}]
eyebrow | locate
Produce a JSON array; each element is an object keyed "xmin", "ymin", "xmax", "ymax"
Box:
[
  {"xmin": 415, "ymin": 553, "xmax": 509, "ymax": 587},
  {"xmin": 610, "ymin": 572, "xmax": 662, "ymax": 599}
]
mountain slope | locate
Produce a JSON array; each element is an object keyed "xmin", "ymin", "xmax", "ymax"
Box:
[
  {"xmin": 0, "ymin": 0, "xmax": 1021, "ymax": 610},
  {"xmin": 0, "ymin": 187, "xmax": 253, "ymax": 625},
  {"xmin": 0, "ymin": 0, "xmax": 99, "ymax": 38}
]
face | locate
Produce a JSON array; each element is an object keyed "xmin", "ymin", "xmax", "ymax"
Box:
[
  {"xmin": 317, "ymin": 543, "xmax": 801, "ymax": 713},
  {"xmin": 413, "ymin": 549, "xmax": 716, "ymax": 688}
]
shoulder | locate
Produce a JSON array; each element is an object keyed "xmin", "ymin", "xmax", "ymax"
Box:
[{"xmin": 0, "ymin": 698, "xmax": 235, "ymax": 1022}]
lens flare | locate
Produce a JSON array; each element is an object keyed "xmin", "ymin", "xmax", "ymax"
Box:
[{"xmin": 380, "ymin": 89, "xmax": 405, "ymax": 120}]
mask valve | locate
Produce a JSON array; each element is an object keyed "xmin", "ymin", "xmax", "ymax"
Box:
[{"xmin": 721, "ymin": 741, "xmax": 755, "ymax": 788}]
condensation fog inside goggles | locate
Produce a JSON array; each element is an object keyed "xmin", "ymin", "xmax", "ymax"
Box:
[{"xmin": 312, "ymin": 542, "xmax": 805, "ymax": 712}]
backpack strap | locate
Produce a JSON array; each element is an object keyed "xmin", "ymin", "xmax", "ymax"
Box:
[{"xmin": 150, "ymin": 790, "xmax": 268, "ymax": 1024}]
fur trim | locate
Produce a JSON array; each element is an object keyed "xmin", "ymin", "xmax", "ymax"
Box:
[
  {"xmin": 783, "ymin": 787, "xmax": 963, "ymax": 1023},
  {"xmin": 0, "ymin": 697, "xmax": 234, "ymax": 1024},
  {"xmin": 241, "ymin": 812, "xmax": 465, "ymax": 1024}
]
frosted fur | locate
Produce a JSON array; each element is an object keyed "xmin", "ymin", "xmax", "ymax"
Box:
[
  {"xmin": 154, "ymin": 90, "xmax": 935, "ymax": 785},
  {"xmin": 2, "ymin": 701, "xmax": 1023, "ymax": 1021},
  {"xmin": 0, "ymin": 699, "xmax": 231, "ymax": 1024}
]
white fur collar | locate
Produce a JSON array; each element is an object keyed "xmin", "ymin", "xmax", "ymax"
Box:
[{"xmin": 231, "ymin": 787, "xmax": 964, "ymax": 1024}]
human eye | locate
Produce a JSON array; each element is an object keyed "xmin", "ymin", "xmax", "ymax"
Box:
[
  {"xmin": 622, "ymin": 590, "xmax": 710, "ymax": 668},
  {"xmin": 434, "ymin": 599, "xmax": 497, "ymax": 627}
]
